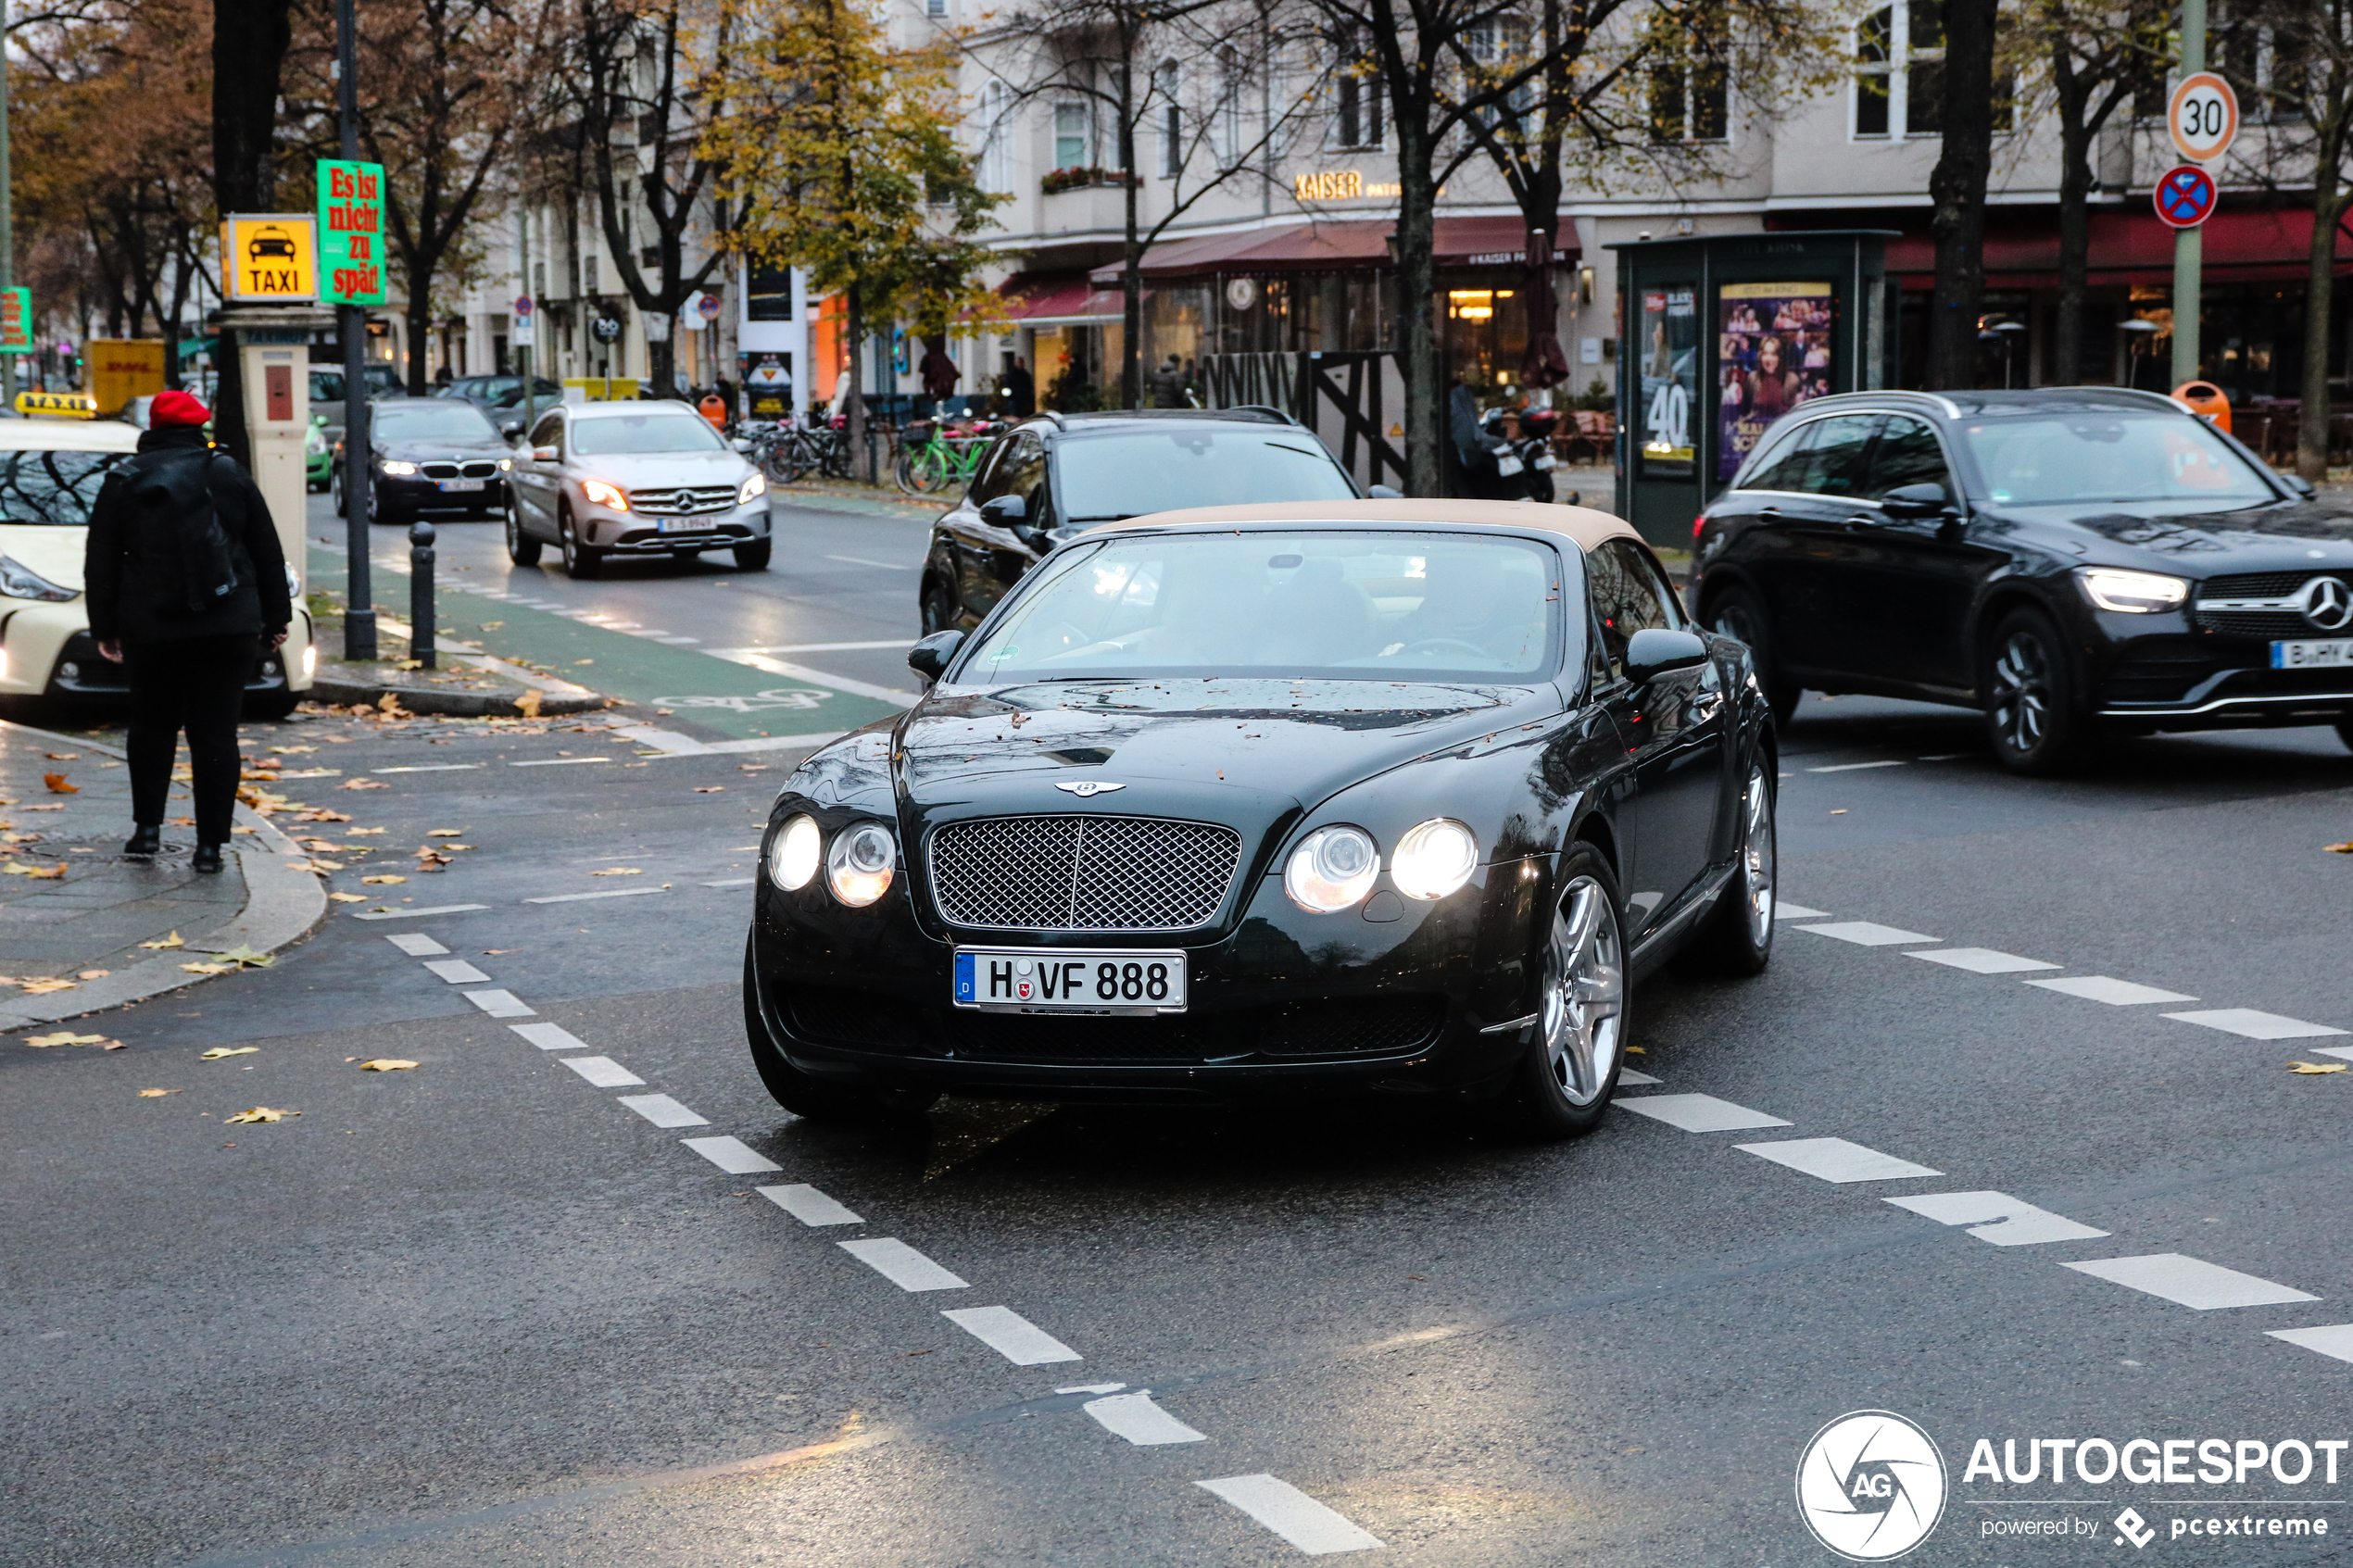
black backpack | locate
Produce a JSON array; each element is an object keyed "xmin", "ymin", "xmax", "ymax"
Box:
[{"xmin": 123, "ymin": 450, "xmax": 243, "ymax": 617}]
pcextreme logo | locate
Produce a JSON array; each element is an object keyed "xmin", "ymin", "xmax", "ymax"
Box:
[{"xmin": 1796, "ymin": 1411, "xmax": 1950, "ymax": 1562}]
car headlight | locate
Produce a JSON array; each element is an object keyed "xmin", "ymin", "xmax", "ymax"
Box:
[
  {"xmin": 497, "ymin": 458, "xmax": 512, "ymax": 471},
  {"xmin": 826, "ymin": 821, "xmax": 896, "ymax": 907},
  {"xmin": 1390, "ymin": 818, "xmax": 1478, "ymax": 900},
  {"xmin": 768, "ymin": 813, "xmax": 823, "ymax": 891},
  {"xmin": 0, "ymin": 555, "xmax": 75, "ymax": 602},
  {"xmin": 739, "ymin": 470, "xmax": 767, "ymax": 505},
  {"xmin": 381, "ymin": 459, "xmax": 418, "ymax": 475},
  {"xmin": 582, "ymin": 478, "xmax": 629, "ymax": 511},
  {"xmin": 2076, "ymin": 567, "xmax": 2188, "ymax": 613},
  {"xmin": 1285, "ymin": 824, "xmax": 1378, "ymax": 913}
]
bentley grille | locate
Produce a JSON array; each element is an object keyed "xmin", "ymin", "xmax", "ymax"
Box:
[{"xmin": 928, "ymin": 814, "xmax": 1242, "ymax": 932}]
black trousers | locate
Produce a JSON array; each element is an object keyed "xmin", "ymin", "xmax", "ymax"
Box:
[{"xmin": 124, "ymin": 633, "xmax": 258, "ymax": 845}]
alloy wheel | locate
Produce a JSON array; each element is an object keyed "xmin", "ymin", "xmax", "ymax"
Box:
[
  {"xmin": 1735, "ymin": 763, "xmax": 1776, "ymax": 946},
  {"xmin": 1540, "ymin": 876, "xmax": 1625, "ymax": 1108},
  {"xmin": 1990, "ymin": 631, "xmax": 2052, "ymax": 753}
]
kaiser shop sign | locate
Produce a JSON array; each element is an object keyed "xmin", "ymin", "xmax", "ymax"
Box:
[{"xmin": 316, "ymin": 159, "xmax": 388, "ymax": 307}]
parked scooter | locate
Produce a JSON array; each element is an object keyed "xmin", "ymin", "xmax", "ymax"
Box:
[{"xmin": 1477, "ymin": 407, "xmax": 1561, "ymax": 503}]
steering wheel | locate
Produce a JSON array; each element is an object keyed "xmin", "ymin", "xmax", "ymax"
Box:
[{"xmin": 1397, "ymin": 637, "xmax": 1491, "ymax": 659}]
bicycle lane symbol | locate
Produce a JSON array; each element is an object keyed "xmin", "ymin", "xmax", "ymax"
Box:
[{"xmin": 652, "ymin": 688, "xmax": 834, "ymax": 712}]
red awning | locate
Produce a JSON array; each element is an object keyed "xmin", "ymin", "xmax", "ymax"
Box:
[
  {"xmin": 1772, "ymin": 205, "xmax": 2353, "ymax": 288},
  {"xmin": 999, "ymin": 271, "xmax": 1133, "ymax": 323},
  {"xmin": 1088, "ymin": 216, "xmax": 1579, "ymax": 283}
]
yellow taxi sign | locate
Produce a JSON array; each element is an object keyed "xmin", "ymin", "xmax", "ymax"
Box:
[
  {"xmin": 220, "ymin": 214, "xmax": 318, "ymax": 303},
  {"xmin": 15, "ymin": 391, "xmax": 95, "ymax": 420}
]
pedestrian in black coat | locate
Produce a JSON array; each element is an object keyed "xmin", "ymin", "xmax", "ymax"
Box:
[{"xmin": 83, "ymin": 391, "xmax": 292, "ymax": 872}]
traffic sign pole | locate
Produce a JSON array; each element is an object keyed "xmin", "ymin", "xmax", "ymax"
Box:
[
  {"xmin": 335, "ymin": 0, "xmax": 374, "ymax": 662},
  {"xmin": 2172, "ymin": 0, "xmax": 2207, "ymax": 387}
]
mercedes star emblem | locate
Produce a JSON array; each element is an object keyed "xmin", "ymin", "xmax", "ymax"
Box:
[
  {"xmin": 2300, "ymin": 575, "xmax": 2353, "ymax": 631},
  {"xmin": 1054, "ymin": 781, "xmax": 1126, "ymax": 797}
]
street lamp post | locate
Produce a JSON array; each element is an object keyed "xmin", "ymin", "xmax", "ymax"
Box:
[{"xmin": 337, "ymin": 0, "xmax": 377, "ymax": 661}]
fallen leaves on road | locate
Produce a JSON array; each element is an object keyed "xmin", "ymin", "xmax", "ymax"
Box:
[
  {"xmin": 427, "ymin": 827, "xmax": 469, "ymax": 837},
  {"xmin": 138, "ymin": 1087, "xmax": 181, "ymax": 1098},
  {"xmin": 515, "ymin": 689, "xmax": 543, "ymax": 718},
  {"xmin": 327, "ymin": 892, "xmax": 366, "ymax": 903},
  {"xmin": 300, "ymin": 838, "xmax": 343, "ymax": 852},
  {"xmin": 41, "ymin": 772, "xmax": 75, "ymax": 793},
  {"xmin": 25, "ymin": 1031, "xmax": 109, "ymax": 1047},
  {"xmin": 376, "ymin": 694, "xmax": 408, "ymax": 716},
  {"xmin": 358, "ymin": 1059, "xmax": 419, "ymax": 1072},
  {"xmin": 414, "ymin": 848, "xmax": 452, "ymax": 872},
  {"xmin": 345, "ymin": 825, "xmax": 385, "ymax": 835},
  {"xmin": 198, "ymin": 1046, "xmax": 258, "ymax": 1060},
  {"xmin": 182, "ymin": 961, "xmax": 234, "ymax": 974},
  {"xmin": 290, "ymin": 808, "xmax": 354, "ymax": 823},
  {"xmin": 593, "ymin": 867, "xmax": 642, "ymax": 876},
  {"xmin": 2288, "ymin": 1060, "xmax": 2349, "ymax": 1074},
  {"xmin": 480, "ymin": 621, "xmax": 504, "ymax": 630},
  {"xmin": 696, "ymin": 785, "xmax": 725, "ymax": 793},
  {"xmin": 737, "ymin": 765, "xmax": 768, "ymax": 772},
  {"xmin": 269, "ymin": 745, "xmax": 318, "ymax": 755},
  {"xmin": 19, "ymin": 977, "xmax": 77, "ymax": 994},
  {"xmin": 2328, "ymin": 842, "xmax": 2353, "ymax": 854},
  {"xmin": 224, "ymin": 1107, "xmax": 297, "ymax": 1123},
  {"xmin": 340, "ymin": 778, "xmax": 390, "ymax": 791},
  {"xmin": 572, "ymin": 659, "xmax": 594, "ymax": 666},
  {"xmin": 395, "ymin": 659, "xmax": 423, "ymax": 671},
  {"xmin": 361, "ymin": 873, "xmax": 406, "ymax": 884},
  {"xmin": 3, "ymin": 861, "xmax": 67, "ymax": 879},
  {"xmin": 139, "ymin": 932, "xmax": 186, "ymax": 949},
  {"xmin": 19, "ymin": 804, "xmax": 64, "ymax": 812},
  {"xmin": 77, "ymin": 969, "xmax": 108, "ymax": 979},
  {"xmin": 214, "ymin": 947, "xmax": 274, "ymax": 968},
  {"xmin": 298, "ymin": 859, "xmax": 346, "ymax": 872},
  {"xmin": 44, "ymin": 752, "xmax": 75, "ymax": 760}
]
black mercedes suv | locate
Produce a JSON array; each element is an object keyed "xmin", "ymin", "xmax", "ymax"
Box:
[{"xmin": 1687, "ymin": 386, "xmax": 2353, "ymax": 772}]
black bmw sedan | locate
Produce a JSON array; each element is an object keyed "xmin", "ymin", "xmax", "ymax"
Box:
[
  {"xmin": 1689, "ymin": 386, "xmax": 2353, "ymax": 771},
  {"xmin": 747, "ymin": 500, "xmax": 1778, "ymax": 1136},
  {"xmin": 334, "ymin": 397, "xmax": 516, "ymax": 527}
]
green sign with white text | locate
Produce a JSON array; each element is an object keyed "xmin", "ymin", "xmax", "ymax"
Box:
[
  {"xmin": 0, "ymin": 288, "xmax": 32, "ymax": 353},
  {"xmin": 316, "ymin": 160, "xmax": 388, "ymax": 307}
]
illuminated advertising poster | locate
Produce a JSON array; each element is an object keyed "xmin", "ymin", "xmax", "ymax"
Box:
[
  {"xmin": 1638, "ymin": 286, "xmax": 1696, "ymax": 478},
  {"xmin": 1718, "ymin": 282, "xmax": 1834, "ymax": 481}
]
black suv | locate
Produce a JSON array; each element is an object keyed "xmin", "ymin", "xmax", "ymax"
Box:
[
  {"xmin": 920, "ymin": 408, "xmax": 1370, "ymax": 631},
  {"xmin": 1687, "ymin": 386, "xmax": 2353, "ymax": 772}
]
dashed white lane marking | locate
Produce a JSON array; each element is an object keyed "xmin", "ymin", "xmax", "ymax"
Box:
[
  {"xmin": 463, "ymin": 988, "xmax": 536, "ymax": 1018},
  {"xmin": 744, "ymin": 640, "xmax": 912, "ymax": 654},
  {"xmin": 510, "ymin": 1022, "xmax": 589, "ymax": 1052},
  {"xmin": 1799, "ymin": 921, "xmax": 1940, "ymax": 947},
  {"xmin": 2062, "ymin": 1254, "xmax": 2320, "ymax": 1310},
  {"xmin": 560, "ymin": 1056, "xmax": 644, "ymax": 1087},
  {"xmin": 423, "ymin": 958, "xmax": 491, "ymax": 985},
  {"xmin": 2161, "ymin": 1008, "xmax": 2348, "ymax": 1040},
  {"xmin": 682, "ymin": 1135, "xmax": 783, "ymax": 1174},
  {"xmin": 1773, "ymin": 902, "xmax": 1831, "ymax": 921},
  {"xmin": 1617, "ymin": 1093, "xmax": 1793, "ymax": 1132},
  {"xmin": 825, "ymin": 554, "xmax": 912, "ymax": 571},
  {"xmin": 351, "ymin": 904, "xmax": 490, "ymax": 921},
  {"xmin": 384, "ymin": 933, "xmax": 447, "ymax": 956},
  {"xmin": 1196, "ymin": 1474, "xmax": 1384, "ymax": 1555},
  {"xmin": 757, "ymin": 1184, "xmax": 863, "ymax": 1226},
  {"xmin": 1082, "ymin": 1390, "xmax": 1207, "ymax": 1446},
  {"xmin": 616, "ymin": 1094, "xmax": 709, "ymax": 1128},
  {"xmin": 523, "ymin": 887, "xmax": 669, "ymax": 904},
  {"xmin": 2267, "ymin": 1324, "xmax": 2353, "ymax": 1363},
  {"xmin": 840, "ymin": 1238, "xmax": 969, "ymax": 1291},
  {"xmin": 1807, "ymin": 759, "xmax": 1907, "ymax": 773},
  {"xmin": 374, "ymin": 764, "xmax": 484, "ymax": 773},
  {"xmin": 1906, "ymin": 947, "xmax": 2059, "ymax": 974},
  {"xmin": 1619, "ymin": 1067, "xmax": 1662, "ymax": 1085},
  {"xmin": 510, "ymin": 757, "xmax": 612, "ymax": 768},
  {"xmin": 2317, "ymin": 1046, "xmax": 2353, "ymax": 1064},
  {"xmin": 702, "ymin": 877, "xmax": 756, "ymax": 887},
  {"xmin": 1886, "ymin": 1191, "xmax": 2110, "ymax": 1246},
  {"xmin": 941, "ymin": 1305, "xmax": 1083, "ymax": 1364},
  {"xmin": 1736, "ymin": 1137, "xmax": 1942, "ymax": 1183},
  {"xmin": 2025, "ymin": 975, "xmax": 2197, "ymax": 1006}
]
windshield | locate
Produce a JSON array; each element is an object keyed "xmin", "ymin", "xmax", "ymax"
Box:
[
  {"xmin": 571, "ymin": 412, "xmax": 725, "ymax": 455},
  {"xmin": 374, "ymin": 403, "xmax": 499, "ymax": 441},
  {"xmin": 0, "ymin": 447, "xmax": 130, "ymax": 524},
  {"xmin": 309, "ymin": 370, "xmax": 346, "ymax": 403},
  {"xmin": 1959, "ymin": 413, "xmax": 2278, "ymax": 513},
  {"xmin": 956, "ymin": 530, "xmax": 1562, "ymax": 682},
  {"xmin": 1052, "ymin": 430, "xmax": 1356, "ymax": 521}
]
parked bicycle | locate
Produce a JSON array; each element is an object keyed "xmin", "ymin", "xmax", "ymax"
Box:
[{"xmin": 894, "ymin": 416, "xmax": 1001, "ymax": 495}]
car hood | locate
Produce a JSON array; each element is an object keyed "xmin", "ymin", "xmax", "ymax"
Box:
[
  {"xmin": 564, "ymin": 450, "xmax": 749, "ymax": 487},
  {"xmin": 374, "ymin": 434, "xmax": 512, "ymax": 461},
  {"xmin": 0, "ymin": 526, "xmax": 88, "ymax": 592},
  {"xmin": 2016, "ymin": 496, "xmax": 2353, "ymax": 574}
]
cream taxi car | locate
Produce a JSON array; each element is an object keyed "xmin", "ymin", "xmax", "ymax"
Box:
[{"xmin": 0, "ymin": 413, "xmax": 314, "ymax": 719}]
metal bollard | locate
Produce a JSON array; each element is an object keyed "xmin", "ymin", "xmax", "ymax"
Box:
[{"xmin": 408, "ymin": 520, "xmax": 436, "ymax": 670}]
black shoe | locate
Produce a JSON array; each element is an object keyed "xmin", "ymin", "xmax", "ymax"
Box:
[
  {"xmin": 123, "ymin": 824, "xmax": 162, "ymax": 858},
  {"xmin": 191, "ymin": 844, "xmax": 224, "ymax": 874}
]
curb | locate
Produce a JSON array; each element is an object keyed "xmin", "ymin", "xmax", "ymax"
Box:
[
  {"xmin": 0, "ymin": 718, "xmax": 329, "ymax": 1028},
  {"xmin": 311, "ymin": 617, "xmax": 607, "ymax": 717}
]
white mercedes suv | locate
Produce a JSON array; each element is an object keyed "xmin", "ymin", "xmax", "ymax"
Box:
[{"xmin": 506, "ymin": 399, "xmax": 770, "ymax": 578}]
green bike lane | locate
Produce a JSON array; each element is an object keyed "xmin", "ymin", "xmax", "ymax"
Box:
[{"xmin": 305, "ymin": 540, "xmax": 912, "ymax": 745}]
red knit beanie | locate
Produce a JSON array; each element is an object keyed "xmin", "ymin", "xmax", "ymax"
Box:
[{"xmin": 149, "ymin": 390, "xmax": 210, "ymax": 427}]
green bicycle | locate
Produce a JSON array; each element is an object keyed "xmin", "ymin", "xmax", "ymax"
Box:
[{"xmin": 894, "ymin": 420, "xmax": 1001, "ymax": 495}]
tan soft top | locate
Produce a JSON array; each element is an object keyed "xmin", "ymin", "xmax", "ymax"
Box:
[{"xmin": 1085, "ymin": 497, "xmax": 1642, "ymax": 554}]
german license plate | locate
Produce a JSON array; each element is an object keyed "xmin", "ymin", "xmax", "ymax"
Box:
[
  {"xmin": 435, "ymin": 479, "xmax": 484, "ymax": 493},
  {"xmin": 2271, "ymin": 638, "xmax": 2353, "ymax": 669},
  {"xmin": 659, "ymin": 516, "xmax": 710, "ymax": 533},
  {"xmin": 953, "ymin": 947, "xmax": 1188, "ymax": 1011}
]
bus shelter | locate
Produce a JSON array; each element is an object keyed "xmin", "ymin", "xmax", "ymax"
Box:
[{"xmin": 1611, "ymin": 232, "xmax": 1894, "ymax": 546}]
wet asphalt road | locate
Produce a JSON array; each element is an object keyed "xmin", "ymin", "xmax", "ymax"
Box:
[{"xmin": 8, "ymin": 493, "xmax": 2353, "ymax": 1566}]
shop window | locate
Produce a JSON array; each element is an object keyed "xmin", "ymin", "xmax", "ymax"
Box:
[
  {"xmin": 1054, "ymin": 103, "xmax": 1090, "ymax": 171},
  {"xmin": 1649, "ymin": 7, "xmax": 1729, "ymax": 144}
]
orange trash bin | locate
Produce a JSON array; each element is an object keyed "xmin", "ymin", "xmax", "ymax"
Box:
[
  {"xmin": 698, "ymin": 392, "xmax": 727, "ymax": 429},
  {"xmin": 2171, "ymin": 380, "xmax": 2232, "ymax": 435}
]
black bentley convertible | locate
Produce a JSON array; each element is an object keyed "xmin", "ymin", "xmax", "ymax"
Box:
[{"xmin": 743, "ymin": 500, "xmax": 1779, "ymax": 1137}]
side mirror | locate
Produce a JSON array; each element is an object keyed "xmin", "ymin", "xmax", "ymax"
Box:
[
  {"xmin": 2284, "ymin": 472, "xmax": 2317, "ymax": 498},
  {"xmin": 498, "ymin": 419, "xmax": 524, "ymax": 438},
  {"xmin": 1366, "ymin": 483, "xmax": 1403, "ymax": 498},
  {"xmin": 1623, "ymin": 626, "xmax": 1709, "ymax": 685},
  {"xmin": 1880, "ymin": 482, "xmax": 1953, "ymax": 521},
  {"xmin": 532, "ymin": 444, "xmax": 560, "ymax": 462},
  {"xmin": 908, "ymin": 628, "xmax": 964, "ymax": 683},
  {"xmin": 980, "ymin": 494, "xmax": 1026, "ymax": 526},
  {"xmin": 730, "ymin": 437, "xmax": 752, "ymax": 453}
]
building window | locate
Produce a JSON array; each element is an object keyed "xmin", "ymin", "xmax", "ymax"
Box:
[
  {"xmin": 927, "ymin": 0, "xmax": 946, "ymax": 14},
  {"xmin": 980, "ymin": 81, "xmax": 1014, "ymax": 193},
  {"xmin": 1334, "ymin": 31, "xmax": 1382, "ymax": 150},
  {"xmin": 1053, "ymin": 102, "xmax": 1090, "ymax": 171},
  {"xmin": 1213, "ymin": 45, "xmax": 1245, "ymax": 166},
  {"xmin": 1648, "ymin": 6, "xmax": 1729, "ymax": 143},
  {"xmin": 1155, "ymin": 60, "xmax": 1182, "ymax": 178},
  {"xmin": 1855, "ymin": 0, "xmax": 1946, "ymax": 139}
]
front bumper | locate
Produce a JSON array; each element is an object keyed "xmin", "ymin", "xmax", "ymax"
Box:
[
  {"xmin": 380, "ymin": 472, "xmax": 510, "ymax": 515},
  {"xmin": 2093, "ymin": 620, "xmax": 2353, "ymax": 727},
  {"xmin": 584, "ymin": 501, "xmax": 769, "ymax": 552},
  {"xmin": 16, "ymin": 607, "xmax": 316, "ymax": 698},
  {"xmin": 744, "ymin": 854, "xmax": 1546, "ymax": 1104}
]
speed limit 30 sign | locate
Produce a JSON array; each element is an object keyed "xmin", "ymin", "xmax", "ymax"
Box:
[{"xmin": 2169, "ymin": 71, "xmax": 2239, "ymax": 163}]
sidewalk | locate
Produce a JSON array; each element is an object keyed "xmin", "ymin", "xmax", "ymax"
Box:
[{"xmin": 0, "ymin": 721, "xmax": 325, "ymax": 1031}]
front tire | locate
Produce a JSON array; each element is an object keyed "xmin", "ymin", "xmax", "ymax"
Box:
[
  {"xmin": 920, "ymin": 576, "xmax": 959, "ymax": 633},
  {"xmin": 742, "ymin": 939, "xmax": 937, "ymax": 1123},
  {"xmin": 1507, "ymin": 845, "xmax": 1629, "ymax": 1140},
  {"xmin": 1708, "ymin": 586, "xmax": 1799, "ymax": 729},
  {"xmin": 559, "ymin": 507, "xmax": 604, "ymax": 579},
  {"xmin": 1676, "ymin": 759, "xmax": 1777, "ymax": 976},
  {"xmin": 734, "ymin": 538, "xmax": 773, "ymax": 571},
  {"xmin": 505, "ymin": 495, "xmax": 542, "ymax": 566},
  {"xmin": 1982, "ymin": 606, "xmax": 2089, "ymax": 774}
]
